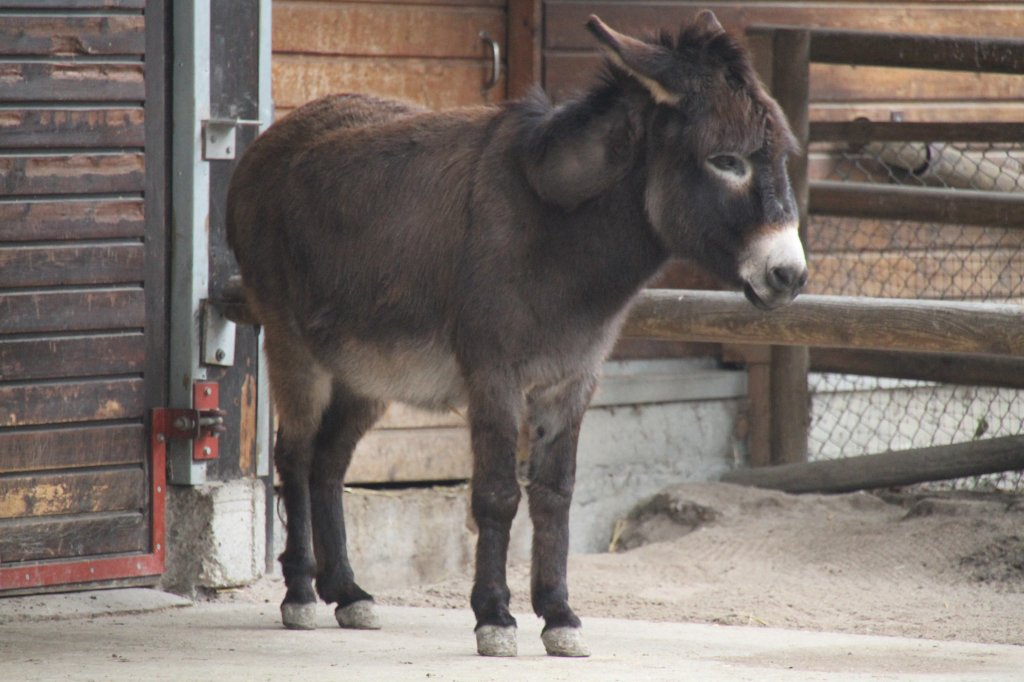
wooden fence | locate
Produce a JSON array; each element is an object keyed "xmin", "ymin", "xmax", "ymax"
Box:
[{"xmin": 622, "ymin": 26, "xmax": 1024, "ymax": 492}]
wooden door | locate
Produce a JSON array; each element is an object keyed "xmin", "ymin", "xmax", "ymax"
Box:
[
  {"xmin": 0, "ymin": 0, "xmax": 168, "ymax": 593},
  {"xmin": 272, "ymin": 0, "xmax": 511, "ymax": 118}
]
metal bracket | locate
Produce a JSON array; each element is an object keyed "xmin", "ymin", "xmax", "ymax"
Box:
[
  {"xmin": 202, "ymin": 299, "xmax": 236, "ymax": 366},
  {"xmin": 202, "ymin": 118, "xmax": 262, "ymax": 160},
  {"xmin": 153, "ymin": 382, "xmax": 226, "ymax": 461}
]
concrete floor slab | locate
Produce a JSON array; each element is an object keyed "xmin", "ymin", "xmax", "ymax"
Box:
[{"xmin": 1, "ymin": 591, "xmax": 1022, "ymax": 681}]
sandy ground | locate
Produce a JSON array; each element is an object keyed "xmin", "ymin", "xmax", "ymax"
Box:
[{"xmin": 362, "ymin": 483, "xmax": 1024, "ymax": 646}]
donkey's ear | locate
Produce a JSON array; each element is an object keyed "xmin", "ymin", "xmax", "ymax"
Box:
[
  {"xmin": 521, "ymin": 103, "xmax": 637, "ymax": 212},
  {"xmin": 693, "ymin": 9, "xmax": 725, "ymax": 35},
  {"xmin": 586, "ymin": 15, "xmax": 681, "ymax": 106}
]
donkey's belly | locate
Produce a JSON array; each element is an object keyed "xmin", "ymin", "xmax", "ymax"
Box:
[{"xmin": 333, "ymin": 339, "xmax": 467, "ymax": 410}]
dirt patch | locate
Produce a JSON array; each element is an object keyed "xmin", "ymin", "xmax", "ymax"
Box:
[{"xmin": 375, "ymin": 483, "xmax": 1024, "ymax": 645}]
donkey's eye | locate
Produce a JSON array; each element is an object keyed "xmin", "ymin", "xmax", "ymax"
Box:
[
  {"xmin": 707, "ymin": 154, "xmax": 747, "ymax": 176},
  {"xmin": 705, "ymin": 154, "xmax": 752, "ymax": 188}
]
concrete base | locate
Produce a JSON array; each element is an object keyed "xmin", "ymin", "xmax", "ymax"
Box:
[{"xmin": 162, "ymin": 478, "xmax": 267, "ymax": 596}]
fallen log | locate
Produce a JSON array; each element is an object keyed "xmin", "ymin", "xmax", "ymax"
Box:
[{"xmin": 720, "ymin": 435, "xmax": 1024, "ymax": 493}]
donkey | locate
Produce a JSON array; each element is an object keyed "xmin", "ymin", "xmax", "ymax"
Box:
[{"xmin": 226, "ymin": 11, "xmax": 806, "ymax": 658}]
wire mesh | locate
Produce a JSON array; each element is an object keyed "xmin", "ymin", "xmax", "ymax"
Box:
[{"xmin": 805, "ymin": 137, "xmax": 1024, "ymax": 490}]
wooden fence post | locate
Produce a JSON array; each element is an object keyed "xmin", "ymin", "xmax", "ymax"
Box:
[
  {"xmin": 769, "ymin": 28, "xmax": 811, "ymax": 465},
  {"xmin": 743, "ymin": 28, "xmax": 811, "ymax": 465}
]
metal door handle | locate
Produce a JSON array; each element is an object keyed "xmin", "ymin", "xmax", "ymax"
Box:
[{"xmin": 480, "ymin": 31, "xmax": 501, "ymax": 93}]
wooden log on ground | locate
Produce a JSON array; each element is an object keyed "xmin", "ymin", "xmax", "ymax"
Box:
[
  {"xmin": 622, "ymin": 290, "xmax": 1024, "ymax": 357},
  {"xmin": 720, "ymin": 435, "xmax": 1024, "ymax": 493}
]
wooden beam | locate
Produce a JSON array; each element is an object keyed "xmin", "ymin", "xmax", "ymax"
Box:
[
  {"xmin": 811, "ymin": 121, "xmax": 1024, "ymax": 144},
  {"xmin": 766, "ymin": 27, "xmax": 811, "ymax": 465},
  {"xmin": 810, "ymin": 181, "xmax": 1024, "ymax": 229},
  {"xmin": 622, "ymin": 290, "xmax": 1024, "ymax": 357},
  {"xmin": 810, "ymin": 349, "xmax": 1024, "ymax": 391},
  {"xmin": 721, "ymin": 435, "xmax": 1024, "ymax": 493},
  {"xmin": 506, "ymin": 0, "xmax": 541, "ymax": 100},
  {"xmin": 749, "ymin": 26, "xmax": 1024, "ymax": 74}
]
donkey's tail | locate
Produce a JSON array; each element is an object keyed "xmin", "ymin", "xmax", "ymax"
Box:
[{"xmin": 212, "ymin": 274, "xmax": 261, "ymax": 326}]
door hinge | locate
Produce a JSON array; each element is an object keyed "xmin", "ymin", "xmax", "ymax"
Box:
[{"xmin": 152, "ymin": 382, "xmax": 226, "ymax": 461}]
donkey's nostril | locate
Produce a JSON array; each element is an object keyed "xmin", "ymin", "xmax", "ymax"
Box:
[{"xmin": 768, "ymin": 265, "xmax": 808, "ymax": 293}]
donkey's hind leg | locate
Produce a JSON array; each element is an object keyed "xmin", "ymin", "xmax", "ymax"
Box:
[
  {"xmin": 310, "ymin": 383, "xmax": 386, "ymax": 629},
  {"xmin": 267, "ymin": 334, "xmax": 334, "ymax": 630},
  {"xmin": 525, "ymin": 375, "xmax": 595, "ymax": 657}
]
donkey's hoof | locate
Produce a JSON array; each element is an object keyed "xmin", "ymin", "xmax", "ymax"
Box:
[
  {"xmin": 542, "ymin": 627, "xmax": 590, "ymax": 657},
  {"xmin": 335, "ymin": 600, "xmax": 381, "ymax": 630},
  {"xmin": 281, "ymin": 602, "xmax": 317, "ymax": 630},
  {"xmin": 476, "ymin": 625, "xmax": 518, "ymax": 657}
]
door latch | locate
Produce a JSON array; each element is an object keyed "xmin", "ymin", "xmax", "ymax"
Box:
[{"xmin": 152, "ymin": 382, "xmax": 226, "ymax": 461}]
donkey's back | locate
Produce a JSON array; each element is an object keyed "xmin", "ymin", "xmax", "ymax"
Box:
[{"xmin": 228, "ymin": 94, "xmax": 504, "ymax": 410}]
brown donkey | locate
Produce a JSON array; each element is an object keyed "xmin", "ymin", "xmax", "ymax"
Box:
[{"xmin": 226, "ymin": 11, "xmax": 806, "ymax": 658}]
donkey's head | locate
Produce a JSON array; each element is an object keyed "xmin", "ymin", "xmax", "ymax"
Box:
[{"xmin": 589, "ymin": 12, "xmax": 807, "ymax": 309}]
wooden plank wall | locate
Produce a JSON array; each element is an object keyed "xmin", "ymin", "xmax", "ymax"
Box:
[
  {"xmin": 272, "ymin": 0, "xmax": 508, "ymax": 117},
  {"xmin": 0, "ymin": 1, "xmax": 155, "ymax": 569}
]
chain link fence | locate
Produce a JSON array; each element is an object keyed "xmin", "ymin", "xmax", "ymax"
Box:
[{"xmin": 805, "ymin": 135, "xmax": 1024, "ymax": 491}]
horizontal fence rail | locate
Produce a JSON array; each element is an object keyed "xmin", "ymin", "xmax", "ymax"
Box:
[
  {"xmin": 622, "ymin": 290, "xmax": 1024, "ymax": 357},
  {"xmin": 809, "ymin": 181, "xmax": 1024, "ymax": 228},
  {"xmin": 749, "ymin": 26, "xmax": 1024, "ymax": 73}
]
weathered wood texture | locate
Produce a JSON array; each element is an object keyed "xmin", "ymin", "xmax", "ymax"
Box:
[
  {"xmin": 622, "ymin": 290, "xmax": 1024, "ymax": 357},
  {"xmin": 721, "ymin": 435, "xmax": 1024, "ymax": 493},
  {"xmin": 0, "ymin": 512, "xmax": 148, "ymax": 564},
  {"xmin": 0, "ymin": 154, "xmax": 145, "ymax": 196},
  {"xmin": 0, "ymin": 243, "xmax": 144, "ymax": 288},
  {"xmin": 0, "ymin": 333, "xmax": 146, "ymax": 381},
  {"xmin": 0, "ymin": 200, "xmax": 145, "ymax": 241},
  {"xmin": 810, "ymin": 182, "xmax": 1024, "ymax": 230},
  {"xmin": 0, "ymin": 288, "xmax": 145, "ymax": 334},
  {"xmin": 0, "ymin": 63, "xmax": 145, "ymax": 102},
  {"xmin": 273, "ymin": 56, "xmax": 506, "ymax": 111},
  {"xmin": 0, "ymin": 424, "xmax": 145, "ymax": 474},
  {"xmin": 0, "ymin": 15, "xmax": 145, "ymax": 56},
  {"xmin": 507, "ymin": 0, "xmax": 541, "ymax": 98},
  {"xmin": 764, "ymin": 28, "xmax": 810, "ymax": 465},
  {"xmin": 0, "ymin": 378, "xmax": 146, "ymax": 428},
  {"xmin": 0, "ymin": 3, "xmax": 161, "ymax": 590},
  {"xmin": 0, "ymin": 468, "xmax": 146, "ymax": 519},
  {"xmin": 810, "ymin": 349, "xmax": 1024, "ymax": 391},
  {"xmin": 0, "ymin": 108, "xmax": 146, "ymax": 148},
  {"xmin": 272, "ymin": 0, "xmax": 508, "ymax": 113}
]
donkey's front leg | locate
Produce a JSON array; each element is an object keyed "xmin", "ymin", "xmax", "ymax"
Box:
[
  {"xmin": 526, "ymin": 376, "xmax": 595, "ymax": 657},
  {"xmin": 467, "ymin": 376, "xmax": 524, "ymax": 657}
]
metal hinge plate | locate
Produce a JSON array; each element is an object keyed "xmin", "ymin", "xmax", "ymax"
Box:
[{"xmin": 152, "ymin": 382, "xmax": 226, "ymax": 461}]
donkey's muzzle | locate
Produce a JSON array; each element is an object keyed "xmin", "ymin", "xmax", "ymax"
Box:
[{"xmin": 740, "ymin": 223, "xmax": 808, "ymax": 310}]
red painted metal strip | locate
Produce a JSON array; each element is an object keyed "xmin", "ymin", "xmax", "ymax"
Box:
[
  {"xmin": 192, "ymin": 381, "xmax": 220, "ymax": 460},
  {"xmin": 0, "ymin": 554, "xmax": 163, "ymax": 591}
]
